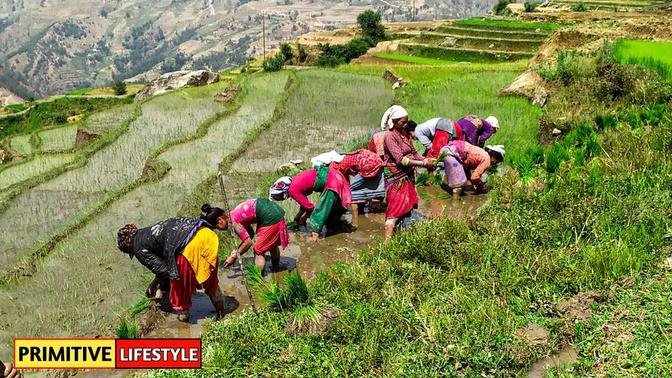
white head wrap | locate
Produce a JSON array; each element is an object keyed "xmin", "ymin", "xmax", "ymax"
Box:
[
  {"xmin": 485, "ymin": 116, "xmax": 500, "ymax": 129},
  {"xmin": 380, "ymin": 105, "xmax": 409, "ymax": 130},
  {"xmin": 485, "ymin": 145, "xmax": 505, "ymax": 160},
  {"xmin": 269, "ymin": 176, "xmax": 292, "ymax": 200},
  {"xmin": 310, "ymin": 150, "xmax": 344, "ymax": 167}
]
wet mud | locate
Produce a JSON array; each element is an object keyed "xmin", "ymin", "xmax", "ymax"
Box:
[{"xmin": 528, "ymin": 345, "xmax": 578, "ymax": 378}]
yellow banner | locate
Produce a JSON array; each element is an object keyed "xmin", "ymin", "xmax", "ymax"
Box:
[{"xmin": 14, "ymin": 338, "xmax": 116, "ymax": 369}]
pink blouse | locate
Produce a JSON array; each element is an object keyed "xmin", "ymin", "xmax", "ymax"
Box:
[
  {"xmin": 230, "ymin": 199, "xmax": 257, "ymax": 241},
  {"xmin": 288, "ymin": 169, "xmax": 317, "ymax": 211}
]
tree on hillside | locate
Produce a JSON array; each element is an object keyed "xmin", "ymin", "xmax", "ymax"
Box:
[
  {"xmin": 113, "ymin": 80, "xmax": 127, "ymax": 96},
  {"xmin": 492, "ymin": 0, "xmax": 513, "ymax": 15},
  {"xmin": 357, "ymin": 10, "xmax": 385, "ymax": 45},
  {"xmin": 280, "ymin": 43, "xmax": 294, "ymax": 63}
]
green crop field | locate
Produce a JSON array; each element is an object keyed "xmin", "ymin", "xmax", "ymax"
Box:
[
  {"xmin": 614, "ymin": 39, "xmax": 672, "ymax": 81},
  {"xmin": 231, "ymin": 69, "xmax": 393, "ymax": 173},
  {"xmin": 80, "ymin": 104, "xmax": 138, "ymax": 135},
  {"xmin": 37, "ymin": 125, "xmax": 78, "ymax": 152}
]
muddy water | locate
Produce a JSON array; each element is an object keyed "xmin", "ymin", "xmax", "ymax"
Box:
[{"xmin": 528, "ymin": 346, "xmax": 578, "ymax": 378}]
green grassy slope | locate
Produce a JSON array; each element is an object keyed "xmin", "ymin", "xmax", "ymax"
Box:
[{"xmin": 150, "ymin": 44, "xmax": 672, "ymax": 377}]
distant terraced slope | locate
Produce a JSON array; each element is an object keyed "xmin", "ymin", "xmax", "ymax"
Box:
[
  {"xmin": 390, "ymin": 18, "xmax": 560, "ymax": 63},
  {"xmin": 547, "ymin": 0, "xmax": 667, "ymax": 10}
]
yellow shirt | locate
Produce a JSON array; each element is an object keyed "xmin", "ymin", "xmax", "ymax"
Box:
[{"xmin": 181, "ymin": 228, "xmax": 219, "ymax": 284}]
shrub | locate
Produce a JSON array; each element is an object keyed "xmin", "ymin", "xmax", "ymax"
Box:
[
  {"xmin": 113, "ymin": 80, "xmax": 127, "ymax": 96},
  {"xmin": 596, "ymin": 48, "xmax": 636, "ymax": 101},
  {"xmin": 572, "ymin": 2, "xmax": 588, "ymax": 11},
  {"xmin": 357, "ymin": 10, "xmax": 385, "ymax": 45},
  {"xmin": 297, "ymin": 43, "xmax": 308, "ymax": 63},
  {"xmin": 279, "ymin": 43, "xmax": 293, "ymax": 63},
  {"xmin": 524, "ymin": 1, "xmax": 540, "ymax": 12},
  {"xmin": 316, "ymin": 38, "xmax": 371, "ymax": 67},
  {"xmin": 263, "ymin": 52, "xmax": 285, "ymax": 72},
  {"xmin": 492, "ymin": 0, "xmax": 513, "ymax": 15}
]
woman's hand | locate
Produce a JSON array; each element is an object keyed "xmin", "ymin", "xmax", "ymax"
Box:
[
  {"xmin": 3, "ymin": 362, "xmax": 21, "ymax": 378},
  {"xmin": 424, "ymin": 158, "xmax": 437, "ymax": 168},
  {"xmin": 223, "ymin": 250, "xmax": 238, "ymax": 268},
  {"xmin": 145, "ymin": 277, "xmax": 159, "ymax": 298}
]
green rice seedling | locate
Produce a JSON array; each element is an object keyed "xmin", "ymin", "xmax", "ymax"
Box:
[
  {"xmin": 115, "ymin": 317, "xmax": 139, "ymax": 339},
  {"xmin": 415, "ymin": 172, "xmax": 430, "ymax": 186},
  {"xmin": 130, "ymin": 297, "xmax": 152, "ymax": 317},
  {"xmin": 614, "ymin": 40, "xmax": 672, "ymax": 81},
  {"xmin": 545, "ymin": 143, "xmax": 570, "ymax": 173}
]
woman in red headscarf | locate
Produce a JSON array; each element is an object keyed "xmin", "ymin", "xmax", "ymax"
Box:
[{"xmin": 331, "ymin": 149, "xmax": 384, "ymax": 228}]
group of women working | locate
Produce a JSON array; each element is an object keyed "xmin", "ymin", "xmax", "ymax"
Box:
[{"xmin": 115, "ymin": 105, "xmax": 505, "ymax": 322}]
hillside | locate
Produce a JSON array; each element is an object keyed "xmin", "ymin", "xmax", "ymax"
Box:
[
  {"xmin": 1, "ymin": 5, "xmax": 672, "ymax": 377},
  {"xmin": 0, "ymin": 0, "xmax": 496, "ymax": 98}
]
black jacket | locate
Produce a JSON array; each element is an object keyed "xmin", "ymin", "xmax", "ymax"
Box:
[{"xmin": 131, "ymin": 217, "xmax": 209, "ymax": 280}]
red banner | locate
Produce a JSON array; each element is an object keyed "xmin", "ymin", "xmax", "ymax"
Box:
[{"xmin": 115, "ymin": 339, "xmax": 201, "ymax": 369}]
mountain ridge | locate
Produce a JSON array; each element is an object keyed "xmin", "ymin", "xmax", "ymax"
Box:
[{"xmin": 0, "ymin": 0, "xmax": 496, "ymax": 98}]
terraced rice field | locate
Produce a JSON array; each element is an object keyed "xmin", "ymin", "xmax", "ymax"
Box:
[
  {"xmin": 0, "ymin": 154, "xmax": 76, "ymax": 192},
  {"xmin": 0, "ymin": 83, "xmax": 227, "ymax": 273},
  {"xmin": 393, "ymin": 18, "xmax": 558, "ymax": 63},
  {"xmin": 80, "ymin": 104, "xmax": 138, "ymax": 135},
  {"xmin": 0, "ymin": 73, "xmax": 289, "ymax": 352},
  {"xmin": 549, "ymin": 0, "xmax": 666, "ymax": 10},
  {"xmin": 37, "ymin": 125, "xmax": 78, "ymax": 152},
  {"xmin": 231, "ymin": 69, "xmax": 393, "ymax": 173},
  {"xmin": 8, "ymin": 134, "xmax": 32, "ymax": 155}
]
